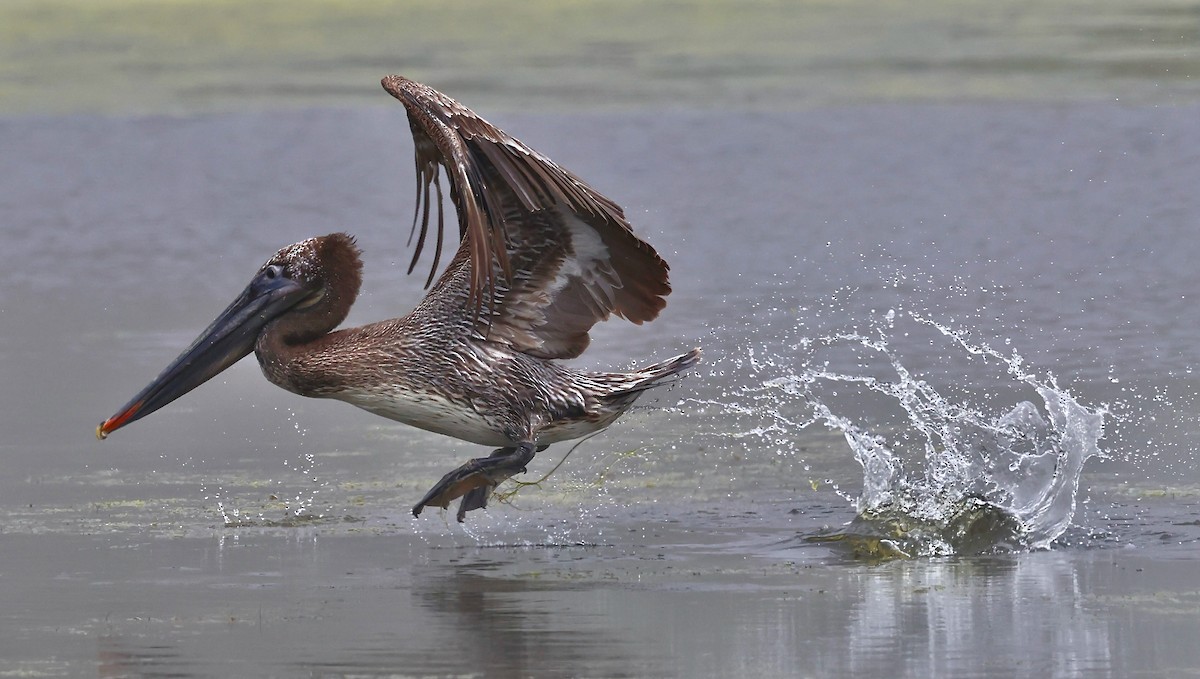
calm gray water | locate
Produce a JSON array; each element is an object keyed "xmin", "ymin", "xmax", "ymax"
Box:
[{"xmin": 3, "ymin": 1, "xmax": 1200, "ymax": 677}]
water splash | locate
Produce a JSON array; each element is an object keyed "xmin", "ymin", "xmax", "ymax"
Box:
[
  {"xmin": 757, "ymin": 310, "xmax": 1107, "ymax": 556},
  {"xmin": 198, "ymin": 410, "xmax": 335, "ymax": 529}
]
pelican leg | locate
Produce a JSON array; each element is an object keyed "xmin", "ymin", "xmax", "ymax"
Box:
[{"xmin": 412, "ymin": 442, "xmax": 537, "ymax": 521}]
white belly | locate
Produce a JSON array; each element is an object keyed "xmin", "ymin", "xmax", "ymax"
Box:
[
  {"xmin": 330, "ymin": 384, "xmax": 628, "ymax": 449},
  {"xmin": 336, "ymin": 388, "xmax": 511, "ymax": 447}
]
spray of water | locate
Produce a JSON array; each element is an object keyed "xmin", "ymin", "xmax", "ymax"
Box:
[
  {"xmin": 199, "ymin": 409, "xmax": 334, "ymax": 529},
  {"xmin": 743, "ymin": 309, "xmax": 1107, "ymax": 556}
]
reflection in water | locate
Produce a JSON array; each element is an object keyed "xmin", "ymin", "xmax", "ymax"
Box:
[
  {"xmin": 98, "ymin": 636, "xmax": 192, "ymax": 679},
  {"xmin": 0, "ymin": 531, "xmax": 1179, "ymax": 678},
  {"xmin": 836, "ymin": 556, "xmax": 1111, "ymax": 677},
  {"xmin": 407, "ymin": 563, "xmax": 641, "ymax": 679}
]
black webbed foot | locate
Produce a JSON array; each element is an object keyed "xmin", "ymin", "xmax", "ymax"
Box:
[
  {"xmin": 412, "ymin": 442, "xmax": 537, "ymax": 522},
  {"xmin": 456, "ymin": 485, "xmax": 492, "ymax": 522}
]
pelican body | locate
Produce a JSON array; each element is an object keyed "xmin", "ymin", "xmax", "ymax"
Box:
[{"xmin": 97, "ymin": 76, "xmax": 699, "ymax": 521}]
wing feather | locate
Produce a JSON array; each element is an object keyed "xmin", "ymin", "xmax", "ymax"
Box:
[{"xmin": 381, "ymin": 75, "xmax": 671, "ymax": 359}]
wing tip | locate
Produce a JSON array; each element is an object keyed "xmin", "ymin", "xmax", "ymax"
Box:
[
  {"xmin": 381, "ymin": 75, "xmax": 428, "ymax": 103},
  {"xmin": 381, "ymin": 74, "xmax": 406, "ymax": 90}
]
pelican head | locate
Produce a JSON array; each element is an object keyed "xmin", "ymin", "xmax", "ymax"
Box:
[{"xmin": 96, "ymin": 233, "xmax": 362, "ymax": 439}]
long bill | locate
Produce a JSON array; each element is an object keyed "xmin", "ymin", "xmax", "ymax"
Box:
[{"xmin": 96, "ymin": 273, "xmax": 311, "ymax": 440}]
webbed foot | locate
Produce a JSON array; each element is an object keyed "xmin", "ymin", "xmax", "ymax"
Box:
[{"xmin": 412, "ymin": 442, "xmax": 537, "ymax": 522}]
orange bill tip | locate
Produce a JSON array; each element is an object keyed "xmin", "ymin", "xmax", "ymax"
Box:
[{"xmin": 96, "ymin": 401, "xmax": 143, "ymax": 440}]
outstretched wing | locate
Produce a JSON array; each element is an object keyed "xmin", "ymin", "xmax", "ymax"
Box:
[{"xmin": 381, "ymin": 75, "xmax": 671, "ymax": 359}]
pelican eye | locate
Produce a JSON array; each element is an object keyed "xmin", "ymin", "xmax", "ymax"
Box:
[{"xmin": 263, "ymin": 264, "xmax": 286, "ymax": 280}]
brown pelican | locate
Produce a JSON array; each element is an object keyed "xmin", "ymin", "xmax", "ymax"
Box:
[{"xmin": 96, "ymin": 76, "xmax": 700, "ymax": 521}]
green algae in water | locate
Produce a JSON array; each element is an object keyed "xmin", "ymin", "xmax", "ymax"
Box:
[
  {"xmin": 4, "ymin": 0, "xmax": 1200, "ymax": 115},
  {"xmin": 809, "ymin": 496, "xmax": 1029, "ymax": 560}
]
